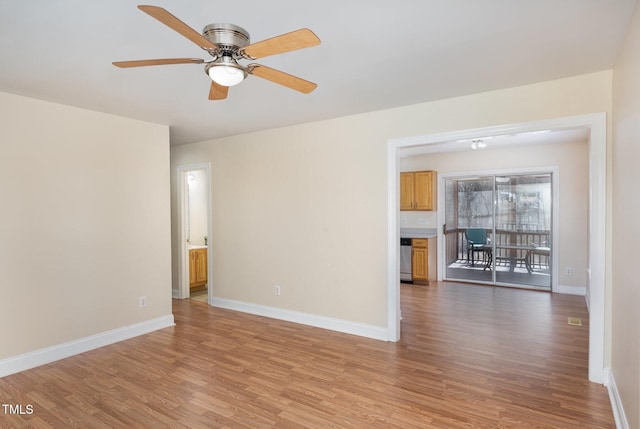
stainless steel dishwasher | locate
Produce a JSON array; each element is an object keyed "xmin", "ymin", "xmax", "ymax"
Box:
[{"xmin": 400, "ymin": 238, "xmax": 412, "ymax": 282}]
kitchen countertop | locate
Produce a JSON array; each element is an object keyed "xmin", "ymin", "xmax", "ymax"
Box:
[
  {"xmin": 189, "ymin": 245, "xmax": 208, "ymax": 249},
  {"xmin": 400, "ymin": 228, "xmax": 437, "ymax": 239}
]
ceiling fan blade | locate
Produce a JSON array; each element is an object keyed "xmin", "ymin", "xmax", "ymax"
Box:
[
  {"xmin": 112, "ymin": 58, "xmax": 204, "ymax": 68},
  {"xmin": 208, "ymin": 80, "xmax": 229, "ymax": 100},
  {"xmin": 249, "ymin": 64, "xmax": 317, "ymax": 94},
  {"xmin": 242, "ymin": 28, "xmax": 320, "ymax": 59},
  {"xmin": 137, "ymin": 5, "xmax": 217, "ymax": 50}
]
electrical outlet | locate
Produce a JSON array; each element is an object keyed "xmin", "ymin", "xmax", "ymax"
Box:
[
  {"xmin": 139, "ymin": 296, "xmax": 148, "ymax": 308},
  {"xmin": 274, "ymin": 285, "xmax": 281, "ymax": 296},
  {"xmin": 565, "ymin": 267, "xmax": 572, "ymax": 276}
]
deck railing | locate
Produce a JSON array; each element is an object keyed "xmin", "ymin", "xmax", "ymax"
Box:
[{"xmin": 445, "ymin": 227, "xmax": 550, "ymax": 269}]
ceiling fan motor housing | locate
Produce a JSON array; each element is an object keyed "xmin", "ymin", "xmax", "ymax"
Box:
[{"xmin": 203, "ymin": 23, "xmax": 250, "ymax": 54}]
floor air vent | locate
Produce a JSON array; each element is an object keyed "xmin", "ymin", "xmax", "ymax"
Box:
[{"xmin": 568, "ymin": 317, "xmax": 583, "ymax": 326}]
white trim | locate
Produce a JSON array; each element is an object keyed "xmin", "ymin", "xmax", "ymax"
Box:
[
  {"xmin": 177, "ymin": 166, "xmax": 189, "ymax": 299},
  {"xmin": 0, "ymin": 315, "xmax": 175, "ymax": 378},
  {"xmin": 586, "ymin": 114, "xmax": 607, "ymax": 383},
  {"xmin": 387, "ymin": 141, "xmax": 401, "ymax": 341},
  {"xmin": 551, "ymin": 166, "xmax": 560, "ymax": 294},
  {"xmin": 387, "ymin": 113, "xmax": 607, "ymax": 383},
  {"xmin": 605, "ymin": 368, "xmax": 629, "ymax": 429},
  {"xmin": 556, "ymin": 284, "xmax": 586, "ymax": 295},
  {"xmin": 212, "ymin": 297, "xmax": 389, "ymax": 341},
  {"xmin": 176, "ymin": 163, "xmax": 212, "ymax": 302},
  {"xmin": 585, "ymin": 274, "xmax": 591, "ymax": 312}
]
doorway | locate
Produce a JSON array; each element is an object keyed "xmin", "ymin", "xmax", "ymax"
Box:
[
  {"xmin": 387, "ymin": 113, "xmax": 607, "ymax": 384},
  {"xmin": 177, "ymin": 163, "xmax": 212, "ymax": 302},
  {"xmin": 443, "ymin": 171, "xmax": 554, "ymax": 290}
]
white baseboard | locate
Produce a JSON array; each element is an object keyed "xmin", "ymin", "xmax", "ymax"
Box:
[
  {"xmin": 0, "ymin": 315, "xmax": 175, "ymax": 378},
  {"xmin": 172, "ymin": 288, "xmax": 180, "ymax": 299},
  {"xmin": 605, "ymin": 368, "xmax": 629, "ymax": 429},
  {"xmin": 211, "ymin": 297, "xmax": 390, "ymax": 341},
  {"xmin": 556, "ymin": 284, "xmax": 586, "ymax": 296}
]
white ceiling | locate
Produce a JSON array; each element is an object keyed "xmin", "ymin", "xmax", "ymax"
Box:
[{"xmin": 0, "ymin": 1, "xmax": 636, "ymax": 146}]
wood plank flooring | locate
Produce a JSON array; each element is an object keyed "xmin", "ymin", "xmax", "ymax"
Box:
[{"xmin": 0, "ymin": 282, "xmax": 614, "ymax": 428}]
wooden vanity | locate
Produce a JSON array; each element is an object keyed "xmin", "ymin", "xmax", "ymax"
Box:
[{"xmin": 189, "ymin": 247, "xmax": 208, "ymax": 289}]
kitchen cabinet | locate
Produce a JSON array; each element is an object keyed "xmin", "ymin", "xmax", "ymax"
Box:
[
  {"xmin": 189, "ymin": 248, "xmax": 208, "ymax": 288},
  {"xmin": 400, "ymin": 171, "xmax": 437, "ymax": 211},
  {"xmin": 411, "ymin": 238, "xmax": 429, "ymax": 283}
]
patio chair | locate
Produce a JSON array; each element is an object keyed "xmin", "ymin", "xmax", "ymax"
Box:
[{"xmin": 466, "ymin": 228, "xmax": 492, "ymax": 270}]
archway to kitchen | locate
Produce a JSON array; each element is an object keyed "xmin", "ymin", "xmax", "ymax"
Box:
[
  {"xmin": 386, "ymin": 113, "xmax": 606, "ymax": 384},
  {"xmin": 177, "ymin": 163, "xmax": 212, "ymax": 303}
]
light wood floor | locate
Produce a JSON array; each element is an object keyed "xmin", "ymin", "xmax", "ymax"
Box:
[{"xmin": 0, "ymin": 282, "xmax": 614, "ymax": 428}]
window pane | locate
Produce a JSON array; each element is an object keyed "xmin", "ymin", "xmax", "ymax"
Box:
[{"xmin": 457, "ymin": 178, "xmax": 494, "ymax": 229}]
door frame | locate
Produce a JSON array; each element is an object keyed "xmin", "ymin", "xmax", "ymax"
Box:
[
  {"xmin": 177, "ymin": 163, "xmax": 212, "ymax": 302},
  {"xmin": 387, "ymin": 113, "xmax": 606, "ymax": 384}
]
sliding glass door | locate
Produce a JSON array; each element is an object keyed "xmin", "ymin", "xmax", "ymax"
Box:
[
  {"xmin": 444, "ymin": 172, "xmax": 552, "ymax": 290},
  {"xmin": 494, "ymin": 174, "xmax": 551, "ymax": 288},
  {"xmin": 444, "ymin": 176, "xmax": 495, "ymax": 283}
]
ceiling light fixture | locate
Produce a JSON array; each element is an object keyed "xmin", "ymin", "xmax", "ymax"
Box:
[
  {"xmin": 206, "ymin": 56, "xmax": 247, "ymax": 87},
  {"xmin": 470, "ymin": 139, "xmax": 487, "ymax": 150}
]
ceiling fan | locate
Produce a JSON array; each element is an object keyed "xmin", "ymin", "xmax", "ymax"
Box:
[{"xmin": 113, "ymin": 5, "xmax": 321, "ymax": 100}]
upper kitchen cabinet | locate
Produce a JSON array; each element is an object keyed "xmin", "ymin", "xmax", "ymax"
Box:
[{"xmin": 400, "ymin": 171, "xmax": 437, "ymax": 211}]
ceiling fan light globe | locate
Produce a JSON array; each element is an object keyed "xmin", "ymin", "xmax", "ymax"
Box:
[{"xmin": 208, "ymin": 65, "xmax": 245, "ymax": 87}]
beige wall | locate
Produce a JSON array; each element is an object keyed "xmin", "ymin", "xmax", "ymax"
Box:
[
  {"xmin": 401, "ymin": 140, "xmax": 589, "ymax": 288},
  {"xmin": 171, "ymin": 71, "xmax": 612, "ymax": 330},
  {"xmin": 612, "ymin": 3, "xmax": 640, "ymax": 427},
  {"xmin": 0, "ymin": 92, "xmax": 172, "ymax": 359}
]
